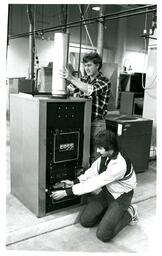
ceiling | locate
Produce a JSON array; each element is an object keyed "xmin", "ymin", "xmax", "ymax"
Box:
[{"xmin": 8, "ymin": 4, "xmax": 155, "ymax": 40}]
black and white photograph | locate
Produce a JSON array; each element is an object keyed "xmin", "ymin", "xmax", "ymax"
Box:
[{"xmin": 0, "ymin": 0, "xmax": 160, "ymax": 255}]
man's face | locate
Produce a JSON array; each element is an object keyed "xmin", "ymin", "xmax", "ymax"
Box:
[
  {"xmin": 84, "ymin": 61, "xmax": 99, "ymax": 77},
  {"xmin": 97, "ymin": 146, "xmax": 114, "ymax": 158}
]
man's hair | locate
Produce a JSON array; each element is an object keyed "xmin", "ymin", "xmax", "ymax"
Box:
[
  {"xmin": 95, "ymin": 130, "xmax": 119, "ymax": 152},
  {"xmin": 82, "ymin": 52, "xmax": 102, "ymax": 70}
]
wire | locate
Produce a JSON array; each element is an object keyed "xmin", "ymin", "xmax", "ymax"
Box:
[
  {"xmin": 78, "ymin": 4, "xmax": 95, "ymax": 50},
  {"xmin": 141, "ymin": 29, "xmax": 157, "ymax": 92},
  {"xmin": 84, "ymin": 4, "xmax": 90, "ymax": 16},
  {"xmin": 141, "ymin": 37, "xmax": 148, "ymax": 90},
  {"xmin": 145, "ymin": 75, "xmax": 157, "ymax": 91},
  {"xmin": 42, "ymin": 5, "xmax": 44, "ymax": 31},
  {"xmin": 56, "ymin": 5, "xmax": 62, "ymax": 26},
  {"xmin": 145, "ymin": 89, "xmax": 156, "ymax": 99}
]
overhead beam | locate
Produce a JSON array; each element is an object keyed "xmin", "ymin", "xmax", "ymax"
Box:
[{"xmin": 9, "ymin": 4, "xmax": 156, "ymax": 39}]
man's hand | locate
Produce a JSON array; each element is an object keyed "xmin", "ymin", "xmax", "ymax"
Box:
[
  {"xmin": 58, "ymin": 67, "xmax": 90, "ymax": 94},
  {"xmin": 67, "ymin": 84, "xmax": 75, "ymax": 93},
  {"xmin": 61, "ymin": 179, "xmax": 74, "ymax": 188},
  {"xmin": 58, "ymin": 68, "xmax": 73, "ymax": 82},
  {"xmin": 50, "ymin": 190, "xmax": 67, "ymax": 200}
]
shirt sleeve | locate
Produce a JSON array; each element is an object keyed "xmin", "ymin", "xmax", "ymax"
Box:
[
  {"xmin": 66, "ymin": 158, "xmax": 127, "ymax": 196},
  {"xmin": 77, "ymin": 158, "xmax": 101, "ymax": 183},
  {"xmin": 92, "ymin": 79, "xmax": 111, "ymax": 96},
  {"xmin": 80, "ymin": 75, "xmax": 111, "ymax": 98}
]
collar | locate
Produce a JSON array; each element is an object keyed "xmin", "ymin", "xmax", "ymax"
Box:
[
  {"xmin": 85, "ymin": 71, "xmax": 103, "ymax": 82},
  {"xmin": 107, "ymin": 150, "xmax": 119, "ymax": 161}
]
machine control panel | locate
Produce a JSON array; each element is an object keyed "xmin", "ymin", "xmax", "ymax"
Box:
[{"xmin": 45, "ymin": 102, "xmax": 85, "ymax": 212}]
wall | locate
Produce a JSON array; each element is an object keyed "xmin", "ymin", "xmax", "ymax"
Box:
[
  {"xmin": 7, "ymin": 38, "xmax": 29, "ymax": 78},
  {"xmin": 7, "ymin": 38, "xmax": 148, "ymax": 78},
  {"xmin": 7, "ymin": 37, "xmax": 116, "ymax": 78},
  {"xmin": 123, "ymin": 50, "xmax": 148, "ymax": 73},
  {"xmin": 143, "ymin": 30, "xmax": 157, "ymax": 147},
  {"xmin": 7, "ymin": 38, "xmax": 55, "ymax": 78}
]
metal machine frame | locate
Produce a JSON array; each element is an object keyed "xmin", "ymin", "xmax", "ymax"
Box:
[{"xmin": 10, "ymin": 93, "xmax": 92, "ymax": 217}]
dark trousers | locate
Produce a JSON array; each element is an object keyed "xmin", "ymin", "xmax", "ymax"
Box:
[
  {"xmin": 90, "ymin": 119, "xmax": 106, "ymax": 164},
  {"xmin": 79, "ymin": 189, "xmax": 133, "ymax": 242}
]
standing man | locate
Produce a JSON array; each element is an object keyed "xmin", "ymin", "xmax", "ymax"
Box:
[{"xmin": 61, "ymin": 52, "xmax": 111, "ymax": 162}]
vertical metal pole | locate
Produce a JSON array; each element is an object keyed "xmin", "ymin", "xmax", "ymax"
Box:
[
  {"xmin": 62, "ymin": 4, "xmax": 68, "ymax": 33},
  {"xmin": 6, "ymin": 5, "xmax": 11, "ymax": 60},
  {"xmin": 78, "ymin": 5, "xmax": 83, "ymax": 77},
  {"xmin": 27, "ymin": 4, "xmax": 35, "ymax": 94},
  {"xmin": 97, "ymin": 5, "xmax": 104, "ymax": 57},
  {"xmin": 62, "ymin": 5, "xmax": 69, "ymax": 67}
]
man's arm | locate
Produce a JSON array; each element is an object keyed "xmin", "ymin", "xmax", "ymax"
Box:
[
  {"xmin": 60, "ymin": 68, "xmax": 92, "ymax": 95},
  {"xmin": 69, "ymin": 76, "xmax": 93, "ymax": 95},
  {"xmin": 50, "ymin": 160, "xmax": 100, "ymax": 200}
]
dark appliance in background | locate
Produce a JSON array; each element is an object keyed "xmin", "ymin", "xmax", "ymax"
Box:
[
  {"xmin": 105, "ymin": 114, "xmax": 153, "ymax": 173},
  {"xmin": 118, "ymin": 72, "xmax": 146, "ymax": 115}
]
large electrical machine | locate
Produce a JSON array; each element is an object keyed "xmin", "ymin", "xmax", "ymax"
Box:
[{"xmin": 10, "ymin": 93, "xmax": 92, "ymax": 217}]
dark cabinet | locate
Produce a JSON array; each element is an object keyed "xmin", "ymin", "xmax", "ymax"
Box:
[{"xmin": 118, "ymin": 72, "xmax": 146, "ymax": 115}]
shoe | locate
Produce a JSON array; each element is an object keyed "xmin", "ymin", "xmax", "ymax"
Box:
[{"xmin": 128, "ymin": 204, "xmax": 138, "ymax": 225}]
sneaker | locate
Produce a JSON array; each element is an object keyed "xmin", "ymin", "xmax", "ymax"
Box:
[{"xmin": 128, "ymin": 204, "xmax": 138, "ymax": 225}]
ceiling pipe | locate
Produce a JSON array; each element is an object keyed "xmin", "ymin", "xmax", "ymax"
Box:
[{"xmin": 9, "ymin": 5, "xmax": 156, "ymax": 39}]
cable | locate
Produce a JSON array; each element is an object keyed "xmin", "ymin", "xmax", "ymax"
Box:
[
  {"xmin": 141, "ymin": 37, "xmax": 148, "ymax": 90},
  {"xmin": 78, "ymin": 5, "xmax": 95, "ymax": 50},
  {"xmin": 145, "ymin": 75, "xmax": 157, "ymax": 91},
  {"xmin": 141, "ymin": 8, "xmax": 157, "ymax": 92},
  {"xmin": 56, "ymin": 5, "xmax": 62, "ymax": 26},
  {"xmin": 141, "ymin": 27, "xmax": 157, "ymax": 92},
  {"xmin": 84, "ymin": 5, "xmax": 90, "ymax": 16}
]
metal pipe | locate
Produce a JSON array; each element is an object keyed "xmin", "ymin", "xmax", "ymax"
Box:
[
  {"xmin": 27, "ymin": 4, "xmax": 35, "ymax": 94},
  {"xmin": 6, "ymin": 5, "xmax": 11, "ymax": 60},
  {"xmin": 52, "ymin": 32, "xmax": 70, "ymax": 98},
  {"xmin": 9, "ymin": 5, "xmax": 156, "ymax": 39},
  {"xmin": 97, "ymin": 5, "xmax": 104, "ymax": 57},
  {"xmin": 78, "ymin": 5, "xmax": 83, "ymax": 77},
  {"xmin": 61, "ymin": 4, "xmax": 68, "ymax": 33}
]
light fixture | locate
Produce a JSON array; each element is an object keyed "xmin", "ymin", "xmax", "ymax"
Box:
[{"xmin": 92, "ymin": 6, "xmax": 100, "ymax": 11}]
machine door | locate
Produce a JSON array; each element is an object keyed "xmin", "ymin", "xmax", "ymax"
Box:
[{"xmin": 45, "ymin": 102, "xmax": 85, "ymax": 212}]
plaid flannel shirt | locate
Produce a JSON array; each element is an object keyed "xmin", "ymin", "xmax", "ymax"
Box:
[{"xmin": 80, "ymin": 72, "xmax": 111, "ymax": 121}]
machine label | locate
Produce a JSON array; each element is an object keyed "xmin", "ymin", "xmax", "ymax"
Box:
[
  {"xmin": 53, "ymin": 131, "xmax": 80, "ymax": 163},
  {"xmin": 60, "ymin": 143, "xmax": 74, "ymax": 151}
]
